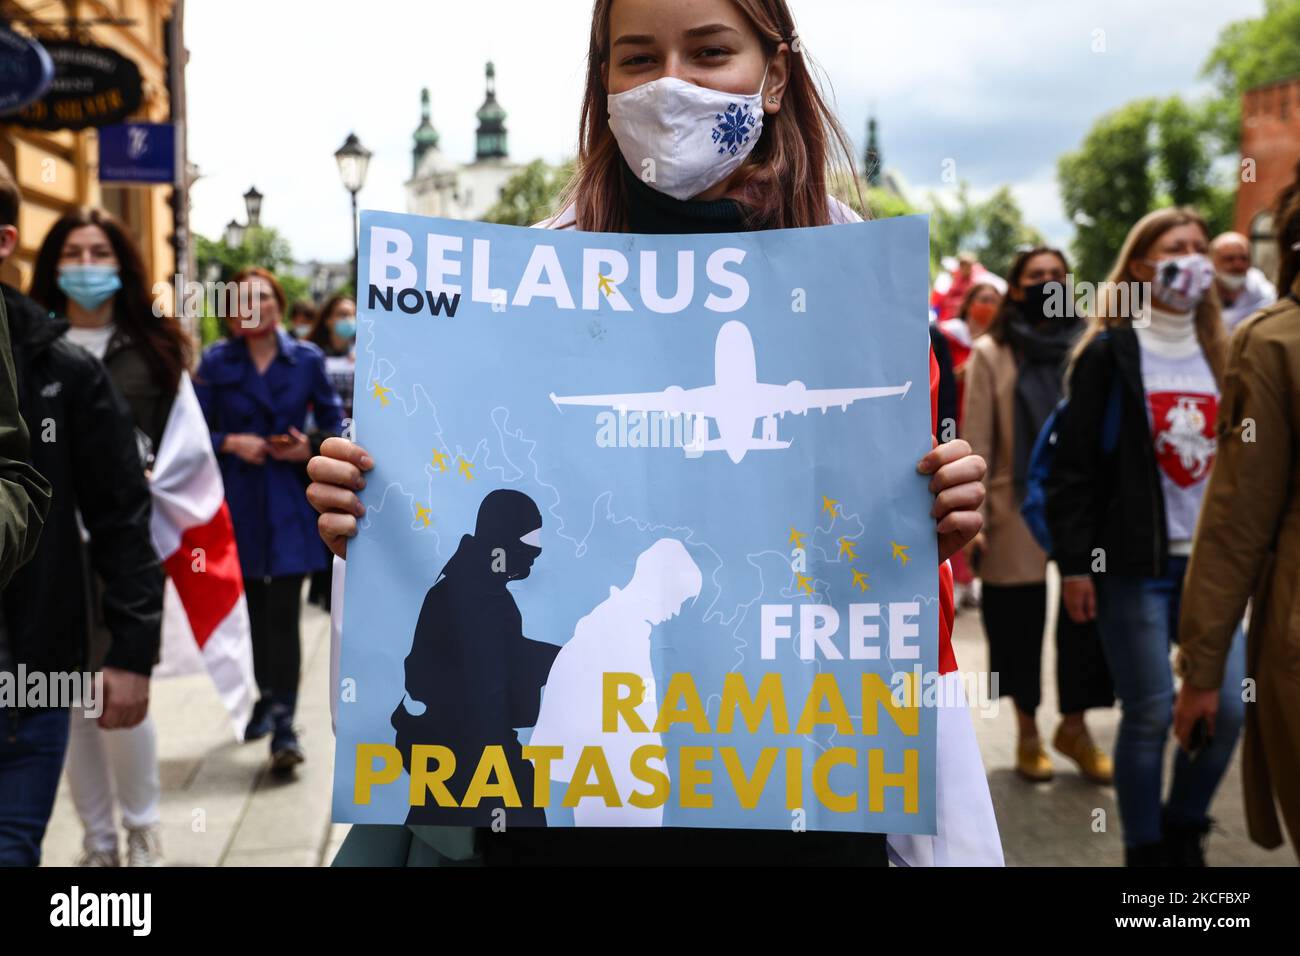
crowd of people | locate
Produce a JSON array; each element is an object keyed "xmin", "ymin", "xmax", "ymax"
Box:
[
  {"xmin": 0, "ymin": 158, "xmax": 358, "ymax": 866},
  {"xmin": 1, "ymin": 0, "xmax": 1297, "ymax": 872},
  {"xmin": 929, "ymin": 186, "xmax": 1300, "ymax": 865}
]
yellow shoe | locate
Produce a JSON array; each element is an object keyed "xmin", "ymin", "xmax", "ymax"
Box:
[
  {"xmin": 1053, "ymin": 724, "xmax": 1114, "ymax": 784},
  {"xmin": 1015, "ymin": 737, "xmax": 1054, "ymax": 782}
]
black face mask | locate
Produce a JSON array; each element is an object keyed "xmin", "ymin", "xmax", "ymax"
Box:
[{"xmin": 1018, "ymin": 281, "xmax": 1056, "ymax": 323}]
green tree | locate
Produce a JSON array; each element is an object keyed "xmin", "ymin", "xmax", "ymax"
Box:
[
  {"xmin": 979, "ymin": 187, "xmax": 1047, "ymax": 278},
  {"xmin": 1202, "ymin": 0, "xmax": 1300, "ymax": 147},
  {"xmin": 193, "ymin": 225, "xmax": 307, "ymax": 345},
  {"xmin": 1058, "ymin": 96, "xmax": 1236, "ymax": 283},
  {"xmin": 926, "ymin": 182, "xmax": 1045, "ymax": 278},
  {"xmin": 828, "ymin": 171, "xmax": 919, "ymax": 222},
  {"xmin": 483, "ymin": 159, "xmax": 575, "ymax": 226}
]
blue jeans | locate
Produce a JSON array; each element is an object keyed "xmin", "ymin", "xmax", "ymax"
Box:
[
  {"xmin": 1096, "ymin": 556, "xmax": 1246, "ymax": 847},
  {"xmin": 0, "ymin": 706, "xmax": 71, "ymax": 866}
]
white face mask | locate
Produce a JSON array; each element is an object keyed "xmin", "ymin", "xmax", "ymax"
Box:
[
  {"xmin": 607, "ymin": 69, "xmax": 767, "ymax": 201},
  {"xmin": 1216, "ymin": 270, "xmax": 1247, "ymax": 291}
]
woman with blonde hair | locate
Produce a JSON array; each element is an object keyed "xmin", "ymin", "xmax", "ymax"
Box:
[{"xmin": 1046, "ymin": 206, "xmax": 1244, "ymax": 866}]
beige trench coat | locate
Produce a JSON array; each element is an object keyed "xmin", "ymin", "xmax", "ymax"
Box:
[{"xmin": 1178, "ymin": 276, "xmax": 1300, "ymax": 855}]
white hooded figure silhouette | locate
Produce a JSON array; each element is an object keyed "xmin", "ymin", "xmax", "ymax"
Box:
[{"xmin": 530, "ymin": 538, "xmax": 703, "ymax": 826}]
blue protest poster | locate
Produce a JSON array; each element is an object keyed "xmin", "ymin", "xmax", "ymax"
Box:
[{"xmin": 332, "ymin": 210, "xmax": 939, "ymax": 835}]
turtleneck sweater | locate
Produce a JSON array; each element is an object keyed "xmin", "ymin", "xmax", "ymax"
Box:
[
  {"xmin": 1135, "ymin": 306, "xmax": 1217, "ymax": 555},
  {"xmin": 621, "ymin": 160, "xmax": 750, "ymax": 235},
  {"xmin": 1135, "ymin": 306, "xmax": 1200, "ymax": 359}
]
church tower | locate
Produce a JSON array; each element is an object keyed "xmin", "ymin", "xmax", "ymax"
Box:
[
  {"xmin": 864, "ymin": 115, "xmax": 882, "ymax": 188},
  {"xmin": 412, "ymin": 87, "xmax": 440, "ymax": 176},
  {"xmin": 475, "ymin": 61, "xmax": 508, "ymax": 161}
]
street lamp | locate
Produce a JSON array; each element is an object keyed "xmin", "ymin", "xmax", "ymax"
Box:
[
  {"xmin": 334, "ymin": 132, "xmax": 372, "ymax": 277},
  {"xmin": 224, "ymin": 218, "xmax": 245, "ymax": 248},
  {"xmin": 243, "ymin": 186, "xmax": 263, "ymax": 228}
]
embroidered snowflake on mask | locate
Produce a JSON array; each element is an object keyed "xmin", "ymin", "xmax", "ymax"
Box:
[{"xmin": 712, "ymin": 103, "xmax": 758, "ymax": 156}]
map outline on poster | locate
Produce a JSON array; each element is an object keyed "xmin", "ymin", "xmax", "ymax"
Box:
[{"xmin": 332, "ymin": 210, "xmax": 940, "ymax": 835}]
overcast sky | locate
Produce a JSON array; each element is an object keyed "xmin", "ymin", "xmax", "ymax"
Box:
[{"xmin": 186, "ymin": 0, "xmax": 1263, "ymax": 263}]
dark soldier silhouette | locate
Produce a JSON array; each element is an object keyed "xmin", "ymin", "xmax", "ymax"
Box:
[{"xmin": 392, "ymin": 489, "xmax": 560, "ymax": 826}]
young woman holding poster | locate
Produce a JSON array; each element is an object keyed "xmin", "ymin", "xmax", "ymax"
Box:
[{"xmin": 308, "ymin": 0, "xmax": 998, "ymax": 866}]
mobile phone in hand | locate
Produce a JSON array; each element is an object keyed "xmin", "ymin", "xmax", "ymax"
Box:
[{"xmin": 1187, "ymin": 716, "xmax": 1213, "ymax": 761}]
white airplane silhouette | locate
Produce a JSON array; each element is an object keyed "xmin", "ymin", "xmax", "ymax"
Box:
[{"xmin": 549, "ymin": 320, "xmax": 911, "ymax": 463}]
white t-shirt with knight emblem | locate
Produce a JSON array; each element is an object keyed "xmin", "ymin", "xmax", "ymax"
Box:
[{"xmin": 1136, "ymin": 309, "xmax": 1218, "ymax": 556}]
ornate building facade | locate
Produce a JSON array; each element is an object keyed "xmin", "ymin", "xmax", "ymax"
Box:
[
  {"xmin": 0, "ymin": 0, "xmax": 182, "ymax": 293},
  {"xmin": 405, "ymin": 62, "xmax": 523, "ymax": 222}
]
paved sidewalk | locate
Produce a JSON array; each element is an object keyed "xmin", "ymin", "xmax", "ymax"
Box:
[
  {"xmin": 40, "ymin": 595, "xmax": 349, "ymax": 867},
  {"xmin": 956, "ymin": 572, "xmax": 1291, "ymax": 866},
  {"xmin": 40, "ymin": 577, "xmax": 1292, "ymax": 866}
]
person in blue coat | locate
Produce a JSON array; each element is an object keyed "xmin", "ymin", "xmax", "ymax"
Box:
[{"xmin": 195, "ymin": 268, "xmax": 343, "ymax": 772}]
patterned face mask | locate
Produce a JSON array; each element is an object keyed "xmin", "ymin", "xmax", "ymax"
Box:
[
  {"xmin": 607, "ymin": 66, "xmax": 768, "ymax": 201},
  {"xmin": 1148, "ymin": 252, "xmax": 1215, "ymax": 312}
]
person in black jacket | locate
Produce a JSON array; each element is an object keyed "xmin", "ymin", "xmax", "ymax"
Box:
[
  {"xmin": 0, "ymin": 232, "xmax": 162, "ymax": 867},
  {"xmin": 1046, "ymin": 206, "xmax": 1244, "ymax": 866},
  {"xmin": 0, "ymin": 165, "xmax": 51, "ymax": 591},
  {"xmin": 27, "ymin": 207, "xmax": 190, "ymax": 867}
]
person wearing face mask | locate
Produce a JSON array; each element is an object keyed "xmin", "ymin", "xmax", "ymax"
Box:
[
  {"xmin": 289, "ymin": 301, "xmax": 318, "ymax": 341},
  {"xmin": 27, "ymin": 208, "xmax": 191, "ymax": 868},
  {"xmin": 962, "ymin": 248, "xmax": 1114, "ymax": 787},
  {"xmin": 1175, "ymin": 166, "xmax": 1300, "ymax": 861},
  {"xmin": 195, "ymin": 268, "xmax": 343, "ymax": 772},
  {"xmin": 1047, "ymin": 207, "xmax": 1244, "ymax": 866},
  {"xmin": 1209, "ymin": 232, "xmax": 1276, "ymax": 332},
  {"xmin": 941, "ymin": 282, "xmax": 1001, "ymax": 433},
  {"xmin": 0, "ymin": 180, "xmax": 162, "ymax": 867},
  {"xmin": 310, "ymin": 295, "xmax": 357, "ymax": 356},
  {"xmin": 312, "ymin": 0, "xmax": 997, "ymax": 869}
]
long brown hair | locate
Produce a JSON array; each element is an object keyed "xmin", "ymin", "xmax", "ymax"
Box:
[
  {"xmin": 29, "ymin": 207, "xmax": 190, "ymax": 393},
  {"xmin": 1069, "ymin": 207, "xmax": 1227, "ymax": 386},
  {"xmin": 558, "ymin": 0, "xmax": 861, "ymax": 232}
]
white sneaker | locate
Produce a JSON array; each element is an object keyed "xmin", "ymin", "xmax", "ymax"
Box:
[
  {"xmin": 77, "ymin": 847, "xmax": 121, "ymax": 867},
  {"xmin": 125, "ymin": 826, "xmax": 163, "ymax": 867}
]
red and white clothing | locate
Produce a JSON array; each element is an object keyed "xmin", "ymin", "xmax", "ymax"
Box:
[{"xmin": 1137, "ymin": 308, "xmax": 1218, "ymax": 556}]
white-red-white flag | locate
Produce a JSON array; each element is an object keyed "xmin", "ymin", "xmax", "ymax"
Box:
[{"xmin": 148, "ymin": 372, "xmax": 257, "ymax": 737}]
